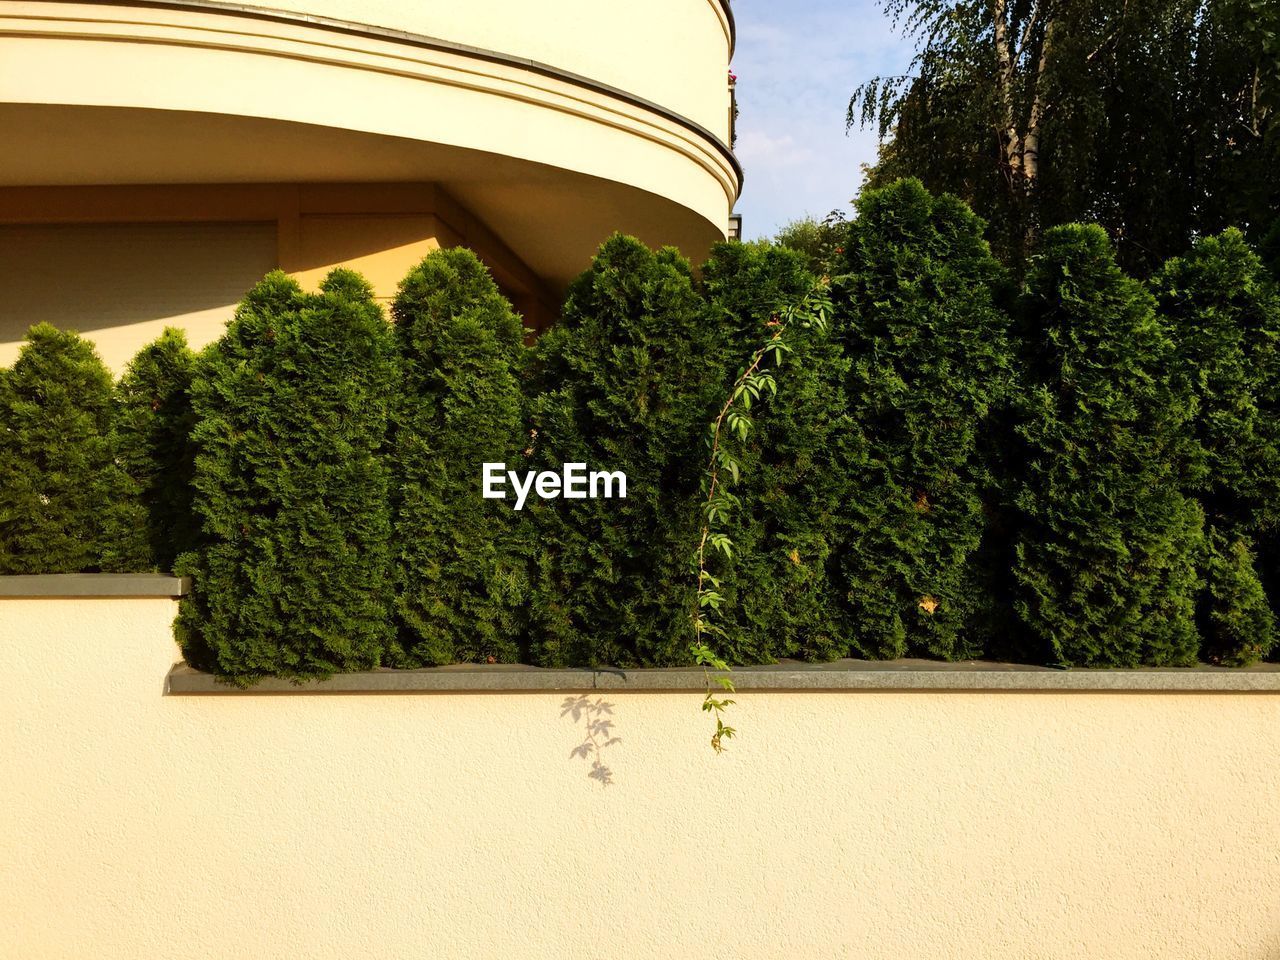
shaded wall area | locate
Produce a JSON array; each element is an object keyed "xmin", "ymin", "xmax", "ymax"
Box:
[
  {"xmin": 0, "ymin": 183, "xmax": 555, "ymax": 372},
  {"xmin": 0, "ymin": 221, "xmax": 277, "ymax": 370}
]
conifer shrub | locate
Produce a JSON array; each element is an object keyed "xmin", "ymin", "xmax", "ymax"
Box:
[
  {"xmin": 831, "ymin": 178, "xmax": 1012, "ymax": 661},
  {"xmin": 526, "ymin": 234, "xmax": 725, "ymax": 667},
  {"xmin": 1198, "ymin": 527, "xmax": 1275, "ymax": 666},
  {"xmin": 1012, "ymin": 224, "xmax": 1204, "ymax": 667},
  {"xmin": 700, "ymin": 240, "xmax": 852, "ymax": 662},
  {"xmin": 1150, "ymin": 228, "xmax": 1280, "ymax": 664},
  {"xmin": 1259, "ymin": 218, "xmax": 1280, "ymax": 282},
  {"xmin": 772, "ymin": 213, "xmax": 849, "ymax": 279},
  {"xmin": 174, "ymin": 270, "xmax": 397, "ymax": 682},
  {"xmin": 387, "ymin": 248, "xmax": 530, "ymax": 666},
  {"xmin": 115, "ymin": 328, "xmax": 199, "ymax": 572},
  {"xmin": 0, "ymin": 323, "xmax": 144, "ymax": 573},
  {"xmin": 1152, "ymin": 229, "xmax": 1280, "ymax": 529}
]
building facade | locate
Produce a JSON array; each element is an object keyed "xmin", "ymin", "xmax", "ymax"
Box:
[{"xmin": 0, "ymin": 0, "xmax": 741, "ymax": 369}]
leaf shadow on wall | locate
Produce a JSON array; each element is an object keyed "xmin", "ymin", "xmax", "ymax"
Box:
[{"xmin": 561, "ymin": 695, "xmax": 621, "ymax": 786}]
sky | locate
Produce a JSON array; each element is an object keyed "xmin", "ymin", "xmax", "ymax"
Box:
[{"xmin": 730, "ymin": 0, "xmax": 916, "ymax": 241}]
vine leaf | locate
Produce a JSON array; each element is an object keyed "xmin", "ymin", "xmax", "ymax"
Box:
[{"xmin": 690, "ymin": 278, "xmax": 834, "ymax": 753}]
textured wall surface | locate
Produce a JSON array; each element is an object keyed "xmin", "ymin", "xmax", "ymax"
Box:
[
  {"xmin": 0, "ymin": 221, "xmax": 277, "ymax": 371},
  {"xmin": 3, "ymin": 597, "xmax": 1280, "ymax": 959},
  {"xmin": 261, "ymin": 0, "xmax": 735, "ymax": 137},
  {"xmin": 1, "ymin": 2, "xmax": 738, "ymax": 278}
]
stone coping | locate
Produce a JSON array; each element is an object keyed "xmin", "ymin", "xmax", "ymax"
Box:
[
  {"xmin": 0, "ymin": 573, "xmax": 190, "ymax": 598},
  {"xmin": 165, "ymin": 657, "xmax": 1280, "ymax": 694}
]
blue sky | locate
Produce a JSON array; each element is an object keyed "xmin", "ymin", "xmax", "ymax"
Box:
[{"xmin": 731, "ymin": 0, "xmax": 916, "ymax": 241}]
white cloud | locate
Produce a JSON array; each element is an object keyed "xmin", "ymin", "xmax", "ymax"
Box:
[
  {"xmin": 734, "ymin": 129, "xmax": 815, "ymax": 167},
  {"xmin": 730, "ymin": 0, "xmax": 916, "ymax": 239}
]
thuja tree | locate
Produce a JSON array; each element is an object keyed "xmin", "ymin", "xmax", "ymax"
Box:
[
  {"xmin": 1012, "ymin": 224, "xmax": 1203, "ymax": 668},
  {"xmin": 175, "ymin": 270, "xmax": 397, "ymax": 681},
  {"xmin": 1150, "ymin": 228, "xmax": 1280, "ymax": 664},
  {"xmin": 388, "ymin": 248, "xmax": 530, "ymax": 667},
  {"xmin": 773, "ymin": 212, "xmax": 850, "ymax": 278},
  {"xmin": 526, "ymin": 234, "xmax": 724, "ymax": 668},
  {"xmin": 0, "ymin": 323, "xmax": 146, "ymax": 573},
  {"xmin": 699, "ymin": 240, "xmax": 852, "ymax": 663},
  {"xmin": 115, "ymin": 328, "xmax": 199, "ymax": 572},
  {"xmin": 831, "ymin": 178, "xmax": 1012, "ymax": 661},
  {"xmin": 1199, "ymin": 528, "xmax": 1275, "ymax": 666},
  {"xmin": 1260, "ymin": 218, "xmax": 1280, "ymax": 282}
]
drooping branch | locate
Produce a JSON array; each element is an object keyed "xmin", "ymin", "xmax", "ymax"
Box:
[{"xmin": 1085, "ymin": 0, "xmax": 1128, "ymax": 64}]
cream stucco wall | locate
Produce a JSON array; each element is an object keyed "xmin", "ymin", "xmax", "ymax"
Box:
[
  {"xmin": 261, "ymin": 0, "xmax": 735, "ymax": 138},
  {"xmin": 0, "ymin": 1, "xmax": 738, "ymax": 290},
  {"xmin": 0, "ymin": 221, "xmax": 278, "ymax": 372},
  {"xmin": 0, "ymin": 184, "xmax": 558, "ymax": 372},
  {"xmin": 3, "ymin": 597, "xmax": 1279, "ymax": 959},
  {"xmin": 0, "ymin": 1, "xmax": 737, "ymax": 363}
]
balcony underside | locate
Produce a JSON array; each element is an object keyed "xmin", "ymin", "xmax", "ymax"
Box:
[
  {"xmin": 0, "ymin": 0, "xmax": 739, "ymax": 289},
  {"xmin": 1, "ymin": 103, "xmax": 728, "ymax": 294}
]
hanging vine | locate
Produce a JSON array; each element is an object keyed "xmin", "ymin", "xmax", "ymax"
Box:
[{"xmin": 691, "ymin": 278, "xmax": 833, "ymax": 752}]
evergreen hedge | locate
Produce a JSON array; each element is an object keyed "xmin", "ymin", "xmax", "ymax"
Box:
[
  {"xmin": 525, "ymin": 234, "xmax": 725, "ymax": 667},
  {"xmin": 387, "ymin": 248, "xmax": 531, "ymax": 666},
  {"xmin": 1198, "ymin": 528, "xmax": 1275, "ymax": 666},
  {"xmin": 115, "ymin": 328, "xmax": 199, "ymax": 572},
  {"xmin": 1012, "ymin": 224, "xmax": 1204, "ymax": 667},
  {"xmin": 1150, "ymin": 228, "xmax": 1280, "ymax": 663},
  {"xmin": 0, "ymin": 323, "xmax": 144, "ymax": 574},
  {"xmin": 1153, "ymin": 229, "xmax": 1280, "ymax": 531},
  {"xmin": 12, "ymin": 196, "xmax": 1280, "ymax": 675},
  {"xmin": 175, "ymin": 271, "xmax": 397, "ymax": 681},
  {"xmin": 700, "ymin": 240, "xmax": 852, "ymax": 662},
  {"xmin": 831, "ymin": 178, "xmax": 1012, "ymax": 661}
]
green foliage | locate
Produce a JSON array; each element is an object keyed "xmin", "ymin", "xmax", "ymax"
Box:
[
  {"xmin": 1151, "ymin": 228, "xmax": 1280, "ymax": 664},
  {"xmin": 1012, "ymin": 224, "xmax": 1204, "ymax": 667},
  {"xmin": 1259, "ymin": 218, "xmax": 1280, "ymax": 281},
  {"xmin": 175, "ymin": 271, "xmax": 397, "ymax": 682},
  {"xmin": 831, "ymin": 179, "xmax": 1012, "ymax": 661},
  {"xmin": 526, "ymin": 234, "xmax": 725, "ymax": 667},
  {"xmin": 690, "ymin": 257, "xmax": 835, "ymax": 751},
  {"xmin": 1151, "ymin": 228, "xmax": 1280, "ymax": 530},
  {"xmin": 0, "ymin": 324, "xmax": 144, "ymax": 573},
  {"xmin": 851, "ymin": 0, "xmax": 1280, "ymax": 272},
  {"xmin": 772, "ymin": 213, "xmax": 849, "ymax": 277},
  {"xmin": 1198, "ymin": 526, "xmax": 1275, "ymax": 666},
  {"xmin": 387, "ymin": 248, "xmax": 531, "ymax": 666},
  {"xmin": 115, "ymin": 328, "xmax": 199, "ymax": 572},
  {"xmin": 699, "ymin": 241, "xmax": 851, "ymax": 663}
]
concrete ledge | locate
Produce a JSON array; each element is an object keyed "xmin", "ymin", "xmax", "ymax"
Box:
[
  {"xmin": 0, "ymin": 574, "xmax": 190, "ymax": 598},
  {"xmin": 165, "ymin": 657, "xmax": 1280, "ymax": 694}
]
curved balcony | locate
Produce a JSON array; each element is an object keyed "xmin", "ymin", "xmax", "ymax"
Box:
[{"xmin": 0, "ymin": 0, "xmax": 740, "ymax": 366}]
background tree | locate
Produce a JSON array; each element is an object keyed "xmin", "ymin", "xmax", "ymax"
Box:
[
  {"xmin": 526, "ymin": 235, "xmax": 725, "ymax": 668},
  {"xmin": 175, "ymin": 271, "xmax": 397, "ymax": 682},
  {"xmin": 115, "ymin": 328, "xmax": 199, "ymax": 572},
  {"xmin": 773, "ymin": 212, "xmax": 850, "ymax": 278},
  {"xmin": 832, "ymin": 179, "xmax": 1012, "ymax": 660},
  {"xmin": 0, "ymin": 324, "xmax": 145, "ymax": 573},
  {"xmin": 850, "ymin": 0, "xmax": 1280, "ymax": 273},
  {"xmin": 388, "ymin": 249, "xmax": 530, "ymax": 667},
  {"xmin": 1012, "ymin": 224, "xmax": 1203, "ymax": 667}
]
